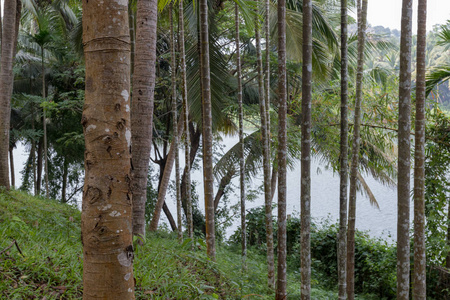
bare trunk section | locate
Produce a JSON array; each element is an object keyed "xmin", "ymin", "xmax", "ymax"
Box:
[
  {"xmin": 169, "ymin": 3, "xmax": 183, "ymax": 243},
  {"xmin": 276, "ymin": 0, "xmax": 287, "ymax": 297},
  {"xmin": 301, "ymin": 1, "xmax": 313, "ymax": 299},
  {"xmin": 413, "ymin": 1, "xmax": 427, "ymax": 298},
  {"xmin": 31, "ymin": 104, "xmax": 37, "ymax": 195},
  {"xmin": 81, "ymin": 0, "xmax": 134, "ymax": 298},
  {"xmin": 255, "ymin": 0, "xmax": 275, "ymax": 287},
  {"xmin": 148, "ymin": 112, "xmax": 184, "ymax": 231},
  {"xmin": 347, "ymin": 1, "xmax": 368, "ymax": 299},
  {"xmin": 62, "ymin": 157, "xmax": 68, "ymax": 203},
  {"xmin": 9, "ymin": 146, "xmax": 15, "ymax": 188},
  {"xmin": 36, "ymin": 137, "xmax": 43, "ymax": 194},
  {"xmin": 397, "ymin": 0, "xmax": 413, "ymax": 299},
  {"xmin": 0, "ymin": 0, "xmax": 17, "ymax": 189},
  {"xmin": 200, "ymin": 0, "xmax": 216, "ymax": 260},
  {"xmin": 235, "ymin": 3, "xmax": 246, "ymax": 269},
  {"xmin": 338, "ymin": 0, "xmax": 349, "ymax": 299},
  {"xmin": 42, "ymin": 46, "xmax": 49, "ymax": 198},
  {"xmin": 179, "ymin": 0, "xmax": 193, "ymax": 240},
  {"xmin": 131, "ymin": 0, "xmax": 158, "ymax": 240}
]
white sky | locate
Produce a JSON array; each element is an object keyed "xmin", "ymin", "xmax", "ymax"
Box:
[{"xmin": 366, "ymin": 0, "xmax": 450, "ymax": 32}]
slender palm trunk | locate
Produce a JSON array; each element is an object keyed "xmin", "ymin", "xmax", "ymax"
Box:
[
  {"xmin": 0, "ymin": 0, "xmax": 17, "ymax": 189},
  {"xmin": 81, "ymin": 1, "xmax": 134, "ymax": 298},
  {"xmin": 413, "ymin": 1, "xmax": 427, "ymax": 299},
  {"xmin": 235, "ymin": 2, "xmax": 247, "ymax": 270},
  {"xmin": 42, "ymin": 46, "xmax": 49, "ymax": 198},
  {"xmin": 347, "ymin": 1, "xmax": 368, "ymax": 299},
  {"xmin": 200, "ymin": 0, "xmax": 216, "ymax": 260},
  {"xmin": 397, "ymin": 0, "xmax": 413, "ymax": 299},
  {"xmin": 301, "ymin": 1, "xmax": 313, "ymax": 299},
  {"xmin": 9, "ymin": 146, "xmax": 15, "ymax": 188},
  {"xmin": 131, "ymin": 0, "xmax": 158, "ymax": 240},
  {"xmin": 169, "ymin": 3, "xmax": 183, "ymax": 243},
  {"xmin": 255, "ymin": 0, "xmax": 275, "ymax": 287},
  {"xmin": 36, "ymin": 138, "xmax": 43, "ymax": 194},
  {"xmin": 276, "ymin": 0, "xmax": 287, "ymax": 297},
  {"xmin": 62, "ymin": 157, "xmax": 68, "ymax": 203},
  {"xmin": 338, "ymin": 0, "xmax": 349, "ymax": 299},
  {"xmin": 179, "ymin": 0, "xmax": 193, "ymax": 240},
  {"xmin": 31, "ymin": 103, "xmax": 37, "ymax": 195}
]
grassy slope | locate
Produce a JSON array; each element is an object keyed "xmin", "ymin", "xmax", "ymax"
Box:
[{"xmin": 0, "ymin": 190, "xmax": 351, "ymax": 299}]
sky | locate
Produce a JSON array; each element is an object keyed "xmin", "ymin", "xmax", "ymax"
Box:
[{"xmin": 365, "ymin": 0, "xmax": 449, "ymax": 32}]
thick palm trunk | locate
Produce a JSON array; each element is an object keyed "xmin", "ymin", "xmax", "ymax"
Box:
[
  {"xmin": 131, "ymin": 0, "xmax": 158, "ymax": 240},
  {"xmin": 338, "ymin": 0, "xmax": 349, "ymax": 299},
  {"xmin": 200, "ymin": 0, "xmax": 216, "ymax": 260},
  {"xmin": 397, "ymin": 0, "xmax": 413, "ymax": 299},
  {"xmin": 347, "ymin": 1, "xmax": 368, "ymax": 299},
  {"xmin": 276, "ymin": 0, "xmax": 287, "ymax": 297},
  {"xmin": 179, "ymin": 0, "xmax": 193, "ymax": 240},
  {"xmin": 235, "ymin": 2, "xmax": 247, "ymax": 269},
  {"xmin": 169, "ymin": 3, "xmax": 183, "ymax": 243},
  {"xmin": 255, "ymin": 0, "xmax": 275, "ymax": 287},
  {"xmin": 301, "ymin": 1, "xmax": 313, "ymax": 299},
  {"xmin": 149, "ymin": 112, "xmax": 184, "ymax": 231},
  {"xmin": 81, "ymin": 1, "xmax": 134, "ymax": 298},
  {"xmin": 413, "ymin": 1, "xmax": 427, "ymax": 298},
  {"xmin": 0, "ymin": 0, "xmax": 17, "ymax": 189}
]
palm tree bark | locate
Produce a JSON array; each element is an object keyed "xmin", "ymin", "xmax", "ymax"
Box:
[
  {"xmin": 81, "ymin": 0, "xmax": 134, "ymax": 298},
  {"xmin": 169, "ymin": 3, "xmax": 183, "ymax": 243},
  {"xmin": 9, "ymin": 146, "xmax": 15, "ymax": 188},
  {"xmin": 179, "ymin": 0, "xmax": 193, "ymax": 240},
  {"xmin": 131, "ymin": 0, "xmax": 158, "ymax": 240},
  {"xmin": 235, "ymin": 2, "xmax": 247, "ymax": 269},
  {"xmin": 0, "ymin": 0, "xmax": 17, "ymax": 189},
  {"xmin": 42, "ymin": 46, "xmax": 49, "ymax": 198},
  {"xmin": 397, "ymin": 0, "xmax": 413, "ymax": 299},
  {"xmin": 347, "ymin": 1, "xmax": 368, "ymax": 299},
  {"xmin": 338, "ymin": 0, "xmax": 349, "ymax": 299},
  {"xmin": 413, "ymin": 0, "xmax": 427, "ymax": 298},
  {"xmin": 256, "ymin": 0, "xmax": 275, "ymax": 287},
  {"xmin": 200, "ymin": 0, "xmax": 216, "ymax": 260},
  {"xmin": 276, "ymin": 0, "xmax": 287, "ymax": 297},
  {"xmin": 37, "ymin": 137, "xmax": 43, "ymax": 194}
]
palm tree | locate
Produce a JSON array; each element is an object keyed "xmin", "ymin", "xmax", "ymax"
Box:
[
  {"xmin": 276, "ymin": 0, "xmax": 287, "ymax": 297},
  {"xmin": 414, "ymin": 0, "xmax": 427, "ymax": 298},
  {"xmin": 347, "ymin": 1, "xmax": 368, "ymax": 298},
  {"xmin": 397, "ymin": 0, "xmax": 413, "ymax": 298},
  {"xmin": 301, "ymin": 0, "xmax": 313, "ymax": 298},
  {"xmin": 81, "ymin": 0, "xmax": 134, "ymax": 298},
  {"xmin": 0, "ymin": 0, "xmax": 19, "ymax": 189},
  {"xmin": 338, "ymin": 0, "xmax": 349, "ymax": 298},
  {"xmin": 130, "ymin": 0, "xmax": 158, "ymax": 241}
]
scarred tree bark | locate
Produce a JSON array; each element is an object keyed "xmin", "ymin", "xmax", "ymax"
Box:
[
  {"xmin": 347, "ymin": 1, "xmax": 368, "ymax": 299},
  {"xmin": 200, "ymin": 0, "xmax": 216, "ymax": 260},
  {"xmin": 235, "ymin": 2, "xmax": 247, "ymax": 269},
  {"xmin": 255, "ymin": 0, "xmax": 275, "ymax": 287},
  {"xmin": 397, "ymin": 0, "xmax": 413, "ymax": 299},
  {"xmin": 413, "ymin": 0, "xmax": 427, "ymax": 298},
  {"xmin": 276, "ymin": 0, "xmax": 287, "ymax": 297},
  {"xmin": 131, "ymin": 0, "xmax": 158, "ymax": 240},
  {"xmin": 81, "ymin": 1, "xmax": 134, "ymax": 298},
  {"xmin": 0, "ymin": 0, "xmax": 18, "ymax": 189},
  {"xmin": 338, "ymin": 0, "xmax": 349, "ymax": 299}
]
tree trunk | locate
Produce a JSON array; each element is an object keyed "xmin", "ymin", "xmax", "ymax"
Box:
[
  {"xmin": 62, "ymin": 157, "xmax": 68, "ymax": 203},
  {"xmin": 148, "ymin": 112, "xmax": 184, "ymax": 231},
  {"xmin": 397, "ymin": 0, "xmax": 413, "ymax": 299},
  {"xmin": 31, "ymin": 104, "xmax": 37, "ymax": 195},
  {"xmin": 446, "ymin": 203, "xmax": 450, "ymax": 269},
  {"xmin": 255, "ymin": 0, "xmax": 275, "ymax": 287},
  {"xmin": 131, "ymin": 0, "xmax": 158, "ymax": 240},
  {"xmin": 81, "ymin": 1, "xmax": 134, "ymax": 298},
  {"xmin": 338, "ymin": 0, "xmax": 349, "ymax": 299},
  {"xmin": 36, "ymin": 137, "xmax": 43, "ymax": 194},
  {"xmin": 9, "ymin": 146, "xmax": 15, "ymax": 188},
  {"xmin": 169, "ymin": 3, "xmax": 183, "ymax": 243},
  {"xmin": 413, "ymin": 1, "xmax": 427, "ymax": 298},
  {"xmin": 200, "ymin": 0, "xmax": 216, "ymax": 260},
  {"xmin": 0, "ymin": 0, "xmax": 17, "ymax": 189},
  {"xmin": 347, "ymin": 1, "xmax": 368, "ymax": 299},
  {"xmin": 276, "ymin": 0, "xmax": 287, "ymax": 297},
  {"xmin": 179, "ymin": 0, "xmax": 193, "ymax": 240},
  {"xmin": 128, "ymin": 2, "xmax": 135, "ymax": 76},
  {"xmin": 42, "ymin": 46, "xmax": 49, "ymax": 198},
  {"xmin": 301, "ymin": 0, "xmax": 313, "ymax": 299}
]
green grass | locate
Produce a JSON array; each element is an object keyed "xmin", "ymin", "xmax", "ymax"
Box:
[{"xmin": 0, "ymin": 190, "xmax": 379, "ymax": 299}]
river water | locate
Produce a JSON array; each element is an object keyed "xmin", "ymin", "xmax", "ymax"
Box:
[{"xmin": 12, "ymin": 134, "xmax": 404, "ymax": 242}]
